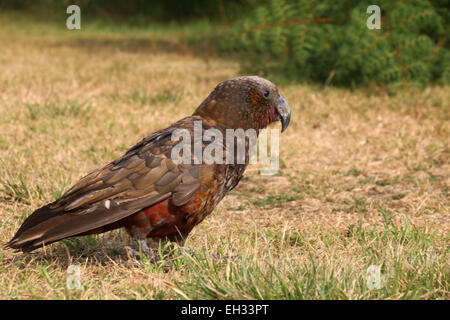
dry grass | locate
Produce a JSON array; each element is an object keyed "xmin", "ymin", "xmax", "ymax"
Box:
[{"xmin": 0, "ymin": 13, "xmax": 448, "ymax": 299}]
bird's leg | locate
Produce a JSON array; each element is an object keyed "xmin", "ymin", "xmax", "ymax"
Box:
[{"xmin": 125, "ymin": 238, "xmax": 159, "ymax": 264}]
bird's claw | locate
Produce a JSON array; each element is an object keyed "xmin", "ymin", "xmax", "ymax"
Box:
[{"xmin": 124, "ymin": 239, "xmax": 161, "ymax": 265}]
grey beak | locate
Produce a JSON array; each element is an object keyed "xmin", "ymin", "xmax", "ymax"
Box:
[{"xmin": 276, "ymin": 94, "xmax": 291, "ymax": 133}]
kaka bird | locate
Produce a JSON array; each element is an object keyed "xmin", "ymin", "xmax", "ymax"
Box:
[{"xmin": 6, "ymin": 76, "xmax": 290, "ymax": 254}]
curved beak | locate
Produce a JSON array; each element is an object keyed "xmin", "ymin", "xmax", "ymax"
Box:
[{"xmin": 276, "ymin": 94, "xmax": 291, "ymax": 133}]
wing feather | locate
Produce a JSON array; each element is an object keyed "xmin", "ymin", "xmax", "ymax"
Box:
[{"xmin": 6, "ymin": 121, "xmax": 204, "ymax": 252}]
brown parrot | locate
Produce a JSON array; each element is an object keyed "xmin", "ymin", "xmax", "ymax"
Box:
[{"xmin": 6, "ymin": 76, "xmax": 290, "ymax": 254}]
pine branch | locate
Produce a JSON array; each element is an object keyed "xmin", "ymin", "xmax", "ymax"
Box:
[
  {"xmin": 235, "ymin": 17, "xmax": 333, "ymax": 37},
  {"xmin": 221, "ymin": 0, "xmax": 448, "ymax": 87}
]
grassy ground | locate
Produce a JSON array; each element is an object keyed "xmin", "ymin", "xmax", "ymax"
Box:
[{"xmin": 0, "ymin": 13, "xmax": 448, "ymax": 299}]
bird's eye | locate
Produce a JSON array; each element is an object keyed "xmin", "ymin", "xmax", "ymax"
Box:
[{"xmin": 263, "ymin": 90, "xmax": 270, "ymax": 98}]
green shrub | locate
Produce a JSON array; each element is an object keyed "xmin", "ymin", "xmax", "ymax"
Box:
[{"xmin": 221, "ymin": 0, "xmax": 449, "ymax": 87}]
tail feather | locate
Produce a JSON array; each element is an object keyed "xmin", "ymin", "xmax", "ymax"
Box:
[
  {"xmin": 6, "ymin": 191, "xmax": 171, "ymax": 252},
  {"xmin": 6, "ymin": 203, "xmax": 74, "ymax": 252}
]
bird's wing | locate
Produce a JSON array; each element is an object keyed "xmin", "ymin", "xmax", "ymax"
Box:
[{"xmin": 7, "ymin": 123, "xmax": 203, "ymax": 251}]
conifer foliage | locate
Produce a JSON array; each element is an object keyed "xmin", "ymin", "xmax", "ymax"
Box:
[{"xmin": 221, "ymin": 0, "xmax": 449, "ymax": 87}]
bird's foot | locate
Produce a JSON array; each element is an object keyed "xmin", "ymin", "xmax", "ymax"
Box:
[{"xmin": 124, "ymin": 239, "xmax": 160, "ymax": 265}]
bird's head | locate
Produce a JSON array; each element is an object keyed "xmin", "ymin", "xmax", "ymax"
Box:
[{"xmin": 193, "ymin": 76, "xmax": 291, "ymax": 133}]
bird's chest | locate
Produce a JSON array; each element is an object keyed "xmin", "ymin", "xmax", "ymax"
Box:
[
  {"xmin": 178, "ymin": 163, "xmax": 246, "ymax": 225},
  {"xmin": 208, "ymin": 163, "xmax": 246, "ymax": 209},
  {"xmin": 223, "ymin": 164, "xmax": 246, "ymax": 193}
]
